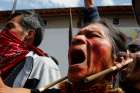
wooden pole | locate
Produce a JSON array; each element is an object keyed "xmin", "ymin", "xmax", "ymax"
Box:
[
  {"xmin": 69, "ymin": 8, "xmax": 73, "ymax": 47},
  {"xmin": 39, "ymin": 76, "xmax": 68, "ymax": 92},
  {"xmin": 11, "ymin": 0, "xmax": 17, "ymax": 14},
  {"xmin": 84, "ymin": 58, "xmax": 133, "ymax": 83}
]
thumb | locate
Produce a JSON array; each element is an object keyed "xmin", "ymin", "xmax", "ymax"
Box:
[{"xmin": 0, "ymin": 77, "xmax": 5, "ymax": 88}]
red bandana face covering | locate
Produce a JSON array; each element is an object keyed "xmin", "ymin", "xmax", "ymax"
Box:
[{"xmin": 0, "ymin": 30, "xmax": 47, "ymax": 79}]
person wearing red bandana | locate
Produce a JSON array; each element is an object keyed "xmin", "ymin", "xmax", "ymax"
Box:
[{"xmin": 0, "ymin": 10, "xmax": 61, "ymax": 92}]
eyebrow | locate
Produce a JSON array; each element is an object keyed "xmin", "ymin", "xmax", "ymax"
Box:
[{"xmin": 79, "ymin": 29, "xmax": 103, "ymax": 36}]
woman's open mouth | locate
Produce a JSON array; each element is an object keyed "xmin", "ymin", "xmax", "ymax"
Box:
[{"xmin": 70, "ymin": 48, "xmax": 86, "ymax": 65}]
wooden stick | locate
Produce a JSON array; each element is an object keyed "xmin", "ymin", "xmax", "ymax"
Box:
[
  {"xmin": 39, "ymin": 76, "xmax": 68, "ymax": 92},
  {"xmin": 69, "ymin": 8, "xmax": 73, "ymax": 47},
  {"xmin": 84, "ymin": 58, "xmax": 133, "ymax": 83},
  {"xmin": 11, "ymin": 0, "xmax": 17, "ymax": 14}
]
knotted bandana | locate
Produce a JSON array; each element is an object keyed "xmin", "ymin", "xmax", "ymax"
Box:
[{"xmin": 0, "ymin": 30, "xmax": 47, "ymax": 79}]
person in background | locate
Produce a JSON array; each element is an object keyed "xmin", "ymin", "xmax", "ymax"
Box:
[
  {"xmin": 119, "ymin": 0, "xmax": 140, "ymax": 92},
  {"xmin": 0, "ymin": 10, "xmax": 61, "ymax": 92},
  {"xmin": 120, "ymin": 32, "xmax": 140, "ymax": 93}
]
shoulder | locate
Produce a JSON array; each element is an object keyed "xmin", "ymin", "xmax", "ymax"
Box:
[{"xmin": 26, "ymin": 51, "xmax": 59, "ymax": 70}]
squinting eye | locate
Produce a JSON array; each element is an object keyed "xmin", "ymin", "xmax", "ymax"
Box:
[
  {"xmin": 85, "ymin": 33, "xmax": 101, "ymax": 38},
  {"xmin": 85, "ymin": 33, "xmax": 94, "ymax": 38}
]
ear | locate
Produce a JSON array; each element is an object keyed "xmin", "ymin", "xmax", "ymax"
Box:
[
  {"xmin": 28, "ymin": 31, "xmax": 36, "ymax": 37},
  {"xmin": 24, "ymin": 31, "xmax": 36, "ymax": 45}
]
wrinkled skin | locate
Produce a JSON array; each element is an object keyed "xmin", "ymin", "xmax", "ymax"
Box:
[{"xmin": 68, "ymin": 23, "xmax": 115, "ymax": 82}]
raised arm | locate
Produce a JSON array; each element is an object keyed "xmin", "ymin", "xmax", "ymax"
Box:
[
  {"xmin": 81, "ymin": 0, "xmax": 100, "ymax": 26},
  {"xmin": 84, "ymin": 0, "xmax": 94, "ymax": 8}
]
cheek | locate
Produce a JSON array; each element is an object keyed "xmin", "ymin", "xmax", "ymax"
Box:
[
  {"xmin": 92, "ymin": 42, "xmax": 111, "ymax": 55},
  {"xmin": 10, "ymin": 30, "xmax": 23, "ymax": 41},
  {"xmin": 91, "ymin": 41, "xmax": 112, "ymax": 71},
  {"xmin": 100, "ymin": 46, "xmax": 112, "ymax": 57},
  {"xmin": 91, "ymin": 39, "xmax": 112, "ymax": 57}
]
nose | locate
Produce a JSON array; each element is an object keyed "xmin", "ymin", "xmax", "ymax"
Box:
[{"xmin": 71, "ymin": 35, "xmax": 87, "ymax": 45}]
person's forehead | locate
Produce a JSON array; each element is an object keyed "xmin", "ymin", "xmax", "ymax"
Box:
[
  {"xmin": 9, "ymin": 15, "xmax": 22, "ymax": 22},
  {"xmin": 79, "ymin": 23, "xmax": 109, "ymax": 35}
]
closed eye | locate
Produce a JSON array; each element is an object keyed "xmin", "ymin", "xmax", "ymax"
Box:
[
  {"xmin": 85, "ymin": 32, "xmax": 102, "ymax": 38},
  {"xmin": 77, "ymin": 30, "xmax": 103, "ymax": 39}
]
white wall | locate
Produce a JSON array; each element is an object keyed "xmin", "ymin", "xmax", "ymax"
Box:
[{"xmin": 39, "ymin": 28, "xmax": 79, "ymax": 76}]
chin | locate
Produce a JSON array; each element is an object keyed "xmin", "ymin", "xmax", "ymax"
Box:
[
  {"xmin": 68, "ymin": 71, "xmax": 87, "ymax": 82},
  {"xmin": 68, "ymin": 39, "xmax": 93, "ymax": 82}
]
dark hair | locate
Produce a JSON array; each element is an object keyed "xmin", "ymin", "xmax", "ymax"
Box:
[{"xmin": 8, "ymin": 10, "xmax": 47, "ymax": 46}]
